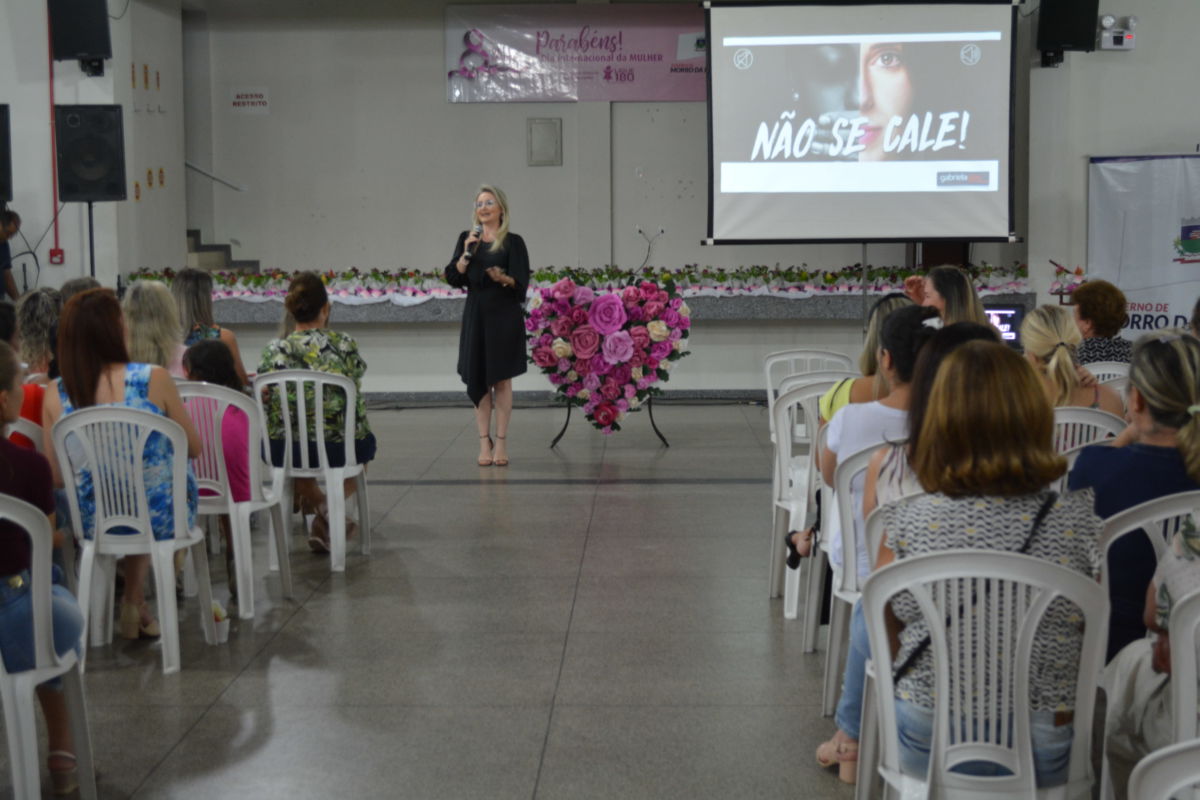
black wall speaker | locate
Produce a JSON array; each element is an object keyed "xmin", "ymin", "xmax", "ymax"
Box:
[
  {"xmin": 55, "ymin": 105, "xmax": 126, "ymax": 203},
  {"xmin": 48, "ymin": 0, "xmax": 112, "ymax": 61},
  {"xmin": 1038, "ymin": 0, "xmax": 1101, "ymax": 52},
  {"xmin": 0, "ymin": 105, "xmax": 11, "ymax": 203}
]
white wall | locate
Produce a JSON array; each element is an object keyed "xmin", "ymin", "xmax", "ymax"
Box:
[{"xmin": 0, "ymin": 0, "xmax": 185, "ymax": 291}]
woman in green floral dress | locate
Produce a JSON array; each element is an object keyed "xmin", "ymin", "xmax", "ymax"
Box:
[{"xmin": 258, "ymin": 272, "xmax": 376, "ymax": 552}]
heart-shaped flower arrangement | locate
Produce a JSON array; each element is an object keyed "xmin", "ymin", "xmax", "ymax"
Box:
[{"xmin": 525, "ymin": 278, "xmax": 692, "ymax": 433}]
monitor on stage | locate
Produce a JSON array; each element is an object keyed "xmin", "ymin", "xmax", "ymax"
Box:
[{"xmin": 706, "ymin": 2, "xmax": 1017, "ymax": 244}]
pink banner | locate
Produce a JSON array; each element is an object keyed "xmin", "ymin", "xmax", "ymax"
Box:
[{"xmin": 445, "ymin": 4, "xmax": 707, "ymax": 103}]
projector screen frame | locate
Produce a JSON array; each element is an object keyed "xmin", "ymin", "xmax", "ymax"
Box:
[{"xmin": 704, "ymin": 0, "xmax": 1019, "ymax": 246}]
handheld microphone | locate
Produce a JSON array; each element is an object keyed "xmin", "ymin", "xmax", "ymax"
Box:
[{"xmin": 464, "ymin": 224, "xmax": 483, "ymax": 259}]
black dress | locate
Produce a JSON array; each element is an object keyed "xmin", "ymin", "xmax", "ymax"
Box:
[{"xmin": 444, "ymin": 231, "xmax": 530, "ymax": 406}]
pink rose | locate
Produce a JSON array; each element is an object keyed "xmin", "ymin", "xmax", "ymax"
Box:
[
  {"xmin": 629, "ymin": 350, "xmax": 646, "ymax": 368},
  {"xmin": 570, "ymin": 306, "xmax": 589, "ymax": 326},
  {"xmin": 609, "ymin": 363, "xmax": 632, "ymax": 386},
  {"xmin": 646, "ymin": 358, "xmax": 660, "ymax": 371},
  {"xmin": 616, "ymin": 398, "xmax": 630, "ymax": 412},
  {"xmin": 601, "ymin": 379, "xmax": 621, "ymax": 401},
  {"xmin": 679, "ymin": 316, "xmax": 691, "ymax": 330},
  {"xmin": 532, "ymin": 347, "xmax": 558, "ymax": 368},
  {"xmin": 588, "ymin": 294, "xmax": 628, "ymax": 336},
  {"xmin": 657, "ymin": 290, "xmax": 669, "ymax": 303},
  {"xmin": 643, "ymin": 301, "xmax": 665, "ymax": 321},
  {"xmin": 601, "ymin": 330, "xmax": 635, "ymax": 364},
  {"xmin": 636, "ymin": 378, "xmax": 651, "ymax": 390},
  {"xmin": 650, "ymin": 341, "xmax": 672, "ymax": 361},
  {"xmin": 539, "ymin": 333, "xmax": 554, "ymax": 347},
  {"xmin": 574, "ymin": 357, "xmax": 593, "ymax": 376},
  {"xmin": 573, "ymin": 286, "xmax": 595, "ymax": 305},
  {"xmin": 557, "ymin": 358, "xmax": 571, "ymax": 373},
  {"xmin": 640, "ymin": 282, "xmax": 659, "ymax": 301},
  {"xmin": 662, "ymin": 309, "xmax": 681, "ymax": 328},
  {"xmin": 624, "ymin": 384, "xmax": 636, "ymax": 400},
  {"xmin": 593, "ymin": 402, "xmax": 618, "ymax": 427},
  {"xmin": 540, "ymin": 288, "xmax": 555, "ymax": 301},
  {"xmin": 668, "ymin": 327, "xmax": 682, "ymax": 342},
  {"xmin": 565, "ymin": 384, "xmax": 580, "ymax": 398},
  {"xmin": 629, "ymin": 326, "xmax": 650, "ymax": 349},
  {"xmin": 621, "ymin": 286, "xmax": 641, "ymax": 305},
  {"xmin": 571, "ymin": 324, "xmax": 601, "ymax": 359},
  {"xmin": 553, "ymin": 299, "xmax": 571, "ymax": 316},
  {"xmin": 524, "ymin": 317, "xmax": 541, "ymax": 333},
  {"xmin": 669, "ymin": 297, "xmax": 682, "ymax": 310},
  {"xmin": 591, "ymin": 356, "xmax": 613, "ymax": 376},
  {"xmin": 552, "ymin": 277, "xmax": 576, "ymax": 300},
  {"xmin": 550, "ymin": 317, "xmax": 575, "ymax": 338},
  {"xmin": 584, "ymin": 373, "xmax": 602, "ymax": 391}
]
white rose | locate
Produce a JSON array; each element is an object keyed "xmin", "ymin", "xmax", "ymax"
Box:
[
  {"xmin": 551, "ymin": 337, "xmax": 573, "ymax": 359},
  {"xmin": 567, "ymin": 370, "xmax": 578, "ymax": 382},
  {"xmin": 679, "ymin": 302, "xmax": 691, "ymax": 317},
  {"xmin": 629, "ymin": 396, "xmax": 642, "ymax": 409},
  {"xmin": 617, "ymin": 411, "xmax": 627, "ymax": 423},
  {"xmin": 529, "ymin": 294, "xmax": 544, "ymax": 309},
  {"xmin": 646, "ymin": 320, "xmax": 670, "ymax": 342},
  {"xmin": 577, "ymin": 388, "xmax": 590, "ymax": 400},
  {"xmin": 662, "ymin": 359, "xmax": 673, "ymax": 372},
  {"xmin": 631, "ymin": 366, "xmax": 643, "ymax": 380},
  {"xmin": 672, "ymin": 340, "xmax": 683, "ymax": 352}
]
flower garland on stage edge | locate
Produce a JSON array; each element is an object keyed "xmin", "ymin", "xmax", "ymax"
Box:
[{"xmin": 524, "ymin": 278, "xmax": 692, "ymax": 434}]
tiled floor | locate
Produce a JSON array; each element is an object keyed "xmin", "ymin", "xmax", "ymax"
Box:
[{"xmin": 5, "ymin": 405, "xmax": 855, "ymax": 799}]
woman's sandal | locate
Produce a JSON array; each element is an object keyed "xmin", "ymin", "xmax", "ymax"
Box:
[
  {"xmin": 48, "ymin": 750, "xmax": 79, "ymax": 796},
  {"xmin": 478, "ymin": 435, "xmax": 494, "ymax": 467},
  {"xmin": 815, "ymin": 733, "xmax": 859, "ymax": 784},
  {"xmin": 492, "ymin": 435, "xmax": 509, "ymax": 467},
  {"xmin": 785, "ymin": 528, "xmax": 815, "ymax": 569}
]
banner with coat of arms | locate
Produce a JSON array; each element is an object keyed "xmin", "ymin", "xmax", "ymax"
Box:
[
  {"xmin": 1088, "ymin": 155, "xmax": 1200, "ymax": 332},
  {"xmin": 445, "ymin": 4, "xmax": 707, "ymax": 103}
]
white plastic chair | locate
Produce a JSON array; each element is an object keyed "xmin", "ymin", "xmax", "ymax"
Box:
[
  {"xmin": 861, "ymin": 550, "xmax": 1109, "ymax": 800},
  {"xmin": 1127, "ymin": 738, "xmax": 1200, "ymax": 800},
  {"xmin": 0, "ymin": 495, "xmax": 98, "ymax": 800},
  {"xmin": 1087, "ymin": 361, "xmax": 1130, "ymax": 383},
  {"xmin": 771, "ymin": 380, "xmax": 841, "ymax": 605},
  {"xmin": 1098, "ymin": 491, "xmax": 1200, "ymax": 600},
  {"xmin": 821, "ymin": 444, "xmax": 880, "ymax": 717},
  {"xmin": 775, "ymin": 369, "xmax": 859, "ymax": 443},
  {"xmin": 51, "ymin": 406, "xmax": 218, "ymax": 675},
  {"xmin": 1052, "ymin": 407, "xmax": 1126, "ymax": 453},
  {"xmin": 764, "ymin": 349, "xmax": 854, "ymax": 443},
  {"xmin": 800, "ymin": 424, "xmax": 834, "ymax": 652},
  {"xmin": 253, "ymin": 370, "xmax": 370, "ymax": 573},
  {"xmin": 1170, "ymin": 588, "xmax": 1200, "ymax": 743},
  {"xmin": 4, "ymin": 418, "xmax": 44, "ymax": 454},
  {"xmin": 178, "ymin": 381, "xmax": 294, "ymax": 619}
]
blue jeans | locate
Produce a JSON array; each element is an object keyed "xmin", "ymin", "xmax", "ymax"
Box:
[
  {"xmin": 894, "ymin": 699, "xmax": 1074, "ymax": 786},
  {"xmin": 835, "ymin": 600, "xmax": 871, "ymax": 739},
  {"xmin": 0, "ymin": 568, "xmax": 84, "ymax": 687}
]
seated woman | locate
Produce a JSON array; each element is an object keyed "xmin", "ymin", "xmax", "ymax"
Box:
[
  {"xmin": 1070, "ymin": 331, "xmax": 1200, "ymax": 660},
  {"xmin": 123, "ymin": 280, "xmax": 187, "ymax": 379},
  {"xmin": 877, "ymin": 341, "xmax": 1102, "ymax": 786},
  {"xmin": 183, "ymin": 339, "xmax": 251, "ymax": 602},
  {"xmin": 10, "ymin": 288, "xmax": 63, "ymax": 449},
  {"xmin": 1022, "ymin": 304, "xmax": 1124, "ymax": 417},
  {"xmin": 0, "ymin": 340, "xmax": 86, "ymax": 795},
  {"xmin": 41, "ymin": 289, "xmax": 201, "ymax": 640},
  {"xmin": 1071, "ymin": 280, "xmax": 1133, "ymax": 364},
  {"xmin": 791, "ymin": 305, "xmax": 938, "ymax": 563},
  {"xmin": 257, "ymin": 272, "xmax": 376, "ymax": 553},
  {"xmin": 814, "ymin": 322, "xmax": 999, "ymax": 782},
  {"xmin": 819, "ymin": 293, "xmax": 913, "ymax": 423},
  {"xmin": 903, "ymin": 265, "xmax": 990, "ymax": 326},
  {"xmin": 172, "ymin": 267, "xmax": 250, "ymax": 387},
  {"xmin": 1104, "ymin": 516, "xmax": 1200, "ymax": 799}
]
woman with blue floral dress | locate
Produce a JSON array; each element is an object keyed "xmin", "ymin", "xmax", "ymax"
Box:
[
  {"xmin": 257, "ymin": 272, "xmax": 375, "ymax": 553},
  {"xmin": 41, "ymin": 288, "xmax": 201, "ymax": 640}
]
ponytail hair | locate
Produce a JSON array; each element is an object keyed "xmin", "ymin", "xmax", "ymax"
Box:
[
  {"xmin": 1020, "ymin": 305, "xmax": 1081, "ymax": 407},
  {"xmin": 1129, "ymin": 330, "xmax": 1200, "ymax": 484}
]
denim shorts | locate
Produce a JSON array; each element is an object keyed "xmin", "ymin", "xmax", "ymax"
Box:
[{"xmin": 0, "ymin": 568, "xmax": 84, "ymax": 684}]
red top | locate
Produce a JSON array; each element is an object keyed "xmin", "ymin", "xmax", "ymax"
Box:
[{"xmin": 9, "ymin": 383, "xmax": 45, "ymax": 450}]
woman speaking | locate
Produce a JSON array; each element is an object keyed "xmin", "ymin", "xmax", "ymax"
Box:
[{"xmin": 444, "ymin": 185, "xmax": 529, "ymax": 467}]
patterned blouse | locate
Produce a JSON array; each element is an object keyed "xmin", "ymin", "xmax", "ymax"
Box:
[
  {"xmin": 1154, "ymin": 517, "xmax": 1200, "ymax": 630},
  {"xmin": 1077, "ymin": 336, "xmax": 1133, "ymax": 365},
  {"xmin": 882, "ymin": 491, "xmax": 1102, "ymax": 713},
  {"xmin": 57, "ymin": 363, "xmax": 198, "ymax": 540},
  {"xmin": 257, "ymin": 329, "xmax": 371, "ymax": 443}
]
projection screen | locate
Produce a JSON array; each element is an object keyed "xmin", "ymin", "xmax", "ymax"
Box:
[{"xmin": 707, "ymin": 2, "xmax": 1016, "ymax": 243}]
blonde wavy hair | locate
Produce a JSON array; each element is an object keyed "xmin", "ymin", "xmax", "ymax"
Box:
[
  {"xmin": 927, "ymin": 265, "xmax": 988, "ymax": 326},
  {"xmin": 473, "ymin": 185, "xmax": 510, "ymax": 253},
  {"xmin": 123, "ymin": 280, "xmax": 182, "ymax": 368},
  {"xmin": 15, "ymin": 287, "xmax": 62, "ymax": 371},
  {"xmin": 1021, "ymin": 304, "xmax": 1082, "ymax": 407},
  {"xmin": 1129, "ymin": 330, "xmax": 1200, "ymax": 484},
  {"xmin": 860, "ymin": 293, "xmax": 914, "ymax": 396}
]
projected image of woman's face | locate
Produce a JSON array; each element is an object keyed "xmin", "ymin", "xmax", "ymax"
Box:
[{"xmin": 858, "ymin": 42, "xmax": 913, "ymax": 162}]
